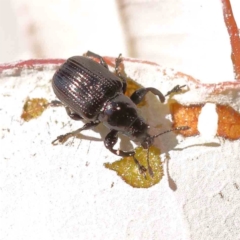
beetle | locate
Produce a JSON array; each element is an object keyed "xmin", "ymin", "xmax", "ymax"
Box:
[{"xmin": 51, "ymin": 51, "xmax": 188, "ymax": 176}]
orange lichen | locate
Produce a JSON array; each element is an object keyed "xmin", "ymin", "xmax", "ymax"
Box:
[
  {"xmin": 124, "ymin": 78, "xmax": 140, "ymax": 98},
  {"xmin": 21, "ymin": 98, "xmax": 49, "ymax": 121},
  {"xmin": 104, "ymin": 146, "xmax": 163, "ymax": 188},
  {"xmin": 216, "ymin": 105, "xmax": 240, "ymax": 140},
  {"xmin": 170, "ymin": 102, "xmax": 202, "ymax": 137},
  {"xmin": 171, "ymin": 102, "xmax": 240, "ymax": 140},
  {"xmin": 221, "ymin": 0, "xmax": 240, "ymax": 80}
]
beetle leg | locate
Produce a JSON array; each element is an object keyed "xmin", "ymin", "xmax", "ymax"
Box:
[
  {"xmin": 104, "ymin": 130, "xmax": 134, "ymax": 156},
  {"xmin": 115, "ymin": 54, "xmax": 127, "ymax": 94},
  {"xmin": 104, "ymin": 130, "xmax": 147, "ymax": 174},
  {"xmin": 130, "ymin": 87, "xmax": 166, "ymax": 104},
  {"xmin": 52, "ymin": 120, "xmax": 100, "ymax": 145},
  {"xmin": 49, "ymin": 100, "xmax": 64, "ymax": 107},
  {"xmin": 164, "ymin": 85, "xmax": 186, "ymax": 97},
  {"xmin": 85, "ymin": 51, "xmax": 109, "ymax": 69},
  {"xmin": 65, "ymin": 107, "xmax": 83, "ymax": 121},
  {"xmin": 130, "ymin": 85, "xmax": 186, "ymax": 105}
]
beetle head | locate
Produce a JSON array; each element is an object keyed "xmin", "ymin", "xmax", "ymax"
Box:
[{"xmin": 141, "ymin": 135, "xmax": 153, "ymax": 149}]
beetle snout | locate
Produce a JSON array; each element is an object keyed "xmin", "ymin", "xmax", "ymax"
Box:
[{"xmin": 141, "ymin": 135, "xmax": 153, "ymax": 149}]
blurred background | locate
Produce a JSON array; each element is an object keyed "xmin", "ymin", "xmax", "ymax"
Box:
[{"xmin": 0, "ymin": 0, "xmax": 240, "ymax": 82}]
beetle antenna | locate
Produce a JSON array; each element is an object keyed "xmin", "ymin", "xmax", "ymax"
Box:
[
  {"xmin": 147, "ymin": 126, "xmax": 189, "ymax": 177},
  {"xmin": 152, "ymin": 126, "xmax": 190, "ymax": 139},
  {"xmin": 146, "ymin": 148, "xmax": 154, "ymax": 177}
]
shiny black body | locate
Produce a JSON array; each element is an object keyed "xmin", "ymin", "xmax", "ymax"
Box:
[
  {"xmin": 52, "ymin": 51, "xmax": 184, "ymax": 175},
  {"xmin": 52, "ymin": 55, "xmax": 149, "ymax": 143}
]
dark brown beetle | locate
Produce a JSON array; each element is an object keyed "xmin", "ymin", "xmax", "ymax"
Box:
[{"xmin": 51, "ymin": 51, "xmax": 188, "ymax": 176}]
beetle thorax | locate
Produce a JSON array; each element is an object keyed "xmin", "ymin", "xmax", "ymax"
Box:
[{"xmin": 99, "ymin": 93, "xmax": 150, "ymax": 141}]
